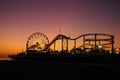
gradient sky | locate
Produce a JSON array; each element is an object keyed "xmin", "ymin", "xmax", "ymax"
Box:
[{"xmin": 0, "ymin": 0, "xmax": 120, "ymax": 57}]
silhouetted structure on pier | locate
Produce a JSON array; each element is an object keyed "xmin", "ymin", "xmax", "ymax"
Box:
[
  {"xmin": 9, "ymin": 32, "xmax": 116, "ymax": 63},
  {"xmin": 26, "ymin": 32, "xmax": 114, "ymax": 53}
]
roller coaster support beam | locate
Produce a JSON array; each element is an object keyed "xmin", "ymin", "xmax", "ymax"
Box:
[
  {"xmin": 95, "ymin": 34, "xmax": 97, "ymax": 49},
  {"xmin": 62, "ymin": 37, "xmax": 63, "ymax": 51},
  {"xmin": 83, "ymin": 35, "xmax": 85, "ymax": 50},
  {"xmin": 111, "ymin": 36, "xmax": 114, "ymax": 53},
  {"xmin": 74, "ymin": 40, "xmax": 76, "ymax": 50},
  {"xmin": 66, "ymin": 39, "xmax": 68, "ymax": 51},
  {"xmin": 54, "ymin": 42, "xmax": 56, "ymax": 51}
]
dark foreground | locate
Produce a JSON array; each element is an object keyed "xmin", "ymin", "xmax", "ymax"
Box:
[{"xmin": 0, "ymin": 60, "xmax": 120, "ymax": 80}]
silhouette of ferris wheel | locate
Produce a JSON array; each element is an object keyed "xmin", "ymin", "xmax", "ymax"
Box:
[{"xmin": 26, "ymin": 32, "xmax": 49, "ymax": 51}]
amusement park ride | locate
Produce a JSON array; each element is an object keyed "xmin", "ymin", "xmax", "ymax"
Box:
[
  {"xmin": 26, "ymin": 32, "xmax": 114, "ymax": 53},
  {"xmin": 9, "ymin": 32, "xmax": 115, "ymax": 61}
]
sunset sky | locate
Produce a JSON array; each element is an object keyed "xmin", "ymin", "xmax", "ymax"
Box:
[{"xmin": 0, "ymin": 0, "xmax": 120, "ymax": 57}]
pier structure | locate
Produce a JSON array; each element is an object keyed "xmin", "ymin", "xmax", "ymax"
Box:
[{"xmin": 9, "ymin": 32, "xmax": 115, "ymax": 61}]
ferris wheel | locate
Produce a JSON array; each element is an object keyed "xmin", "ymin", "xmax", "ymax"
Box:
[{"xmin": 26, "ymin": 32, "xmax": 49, "ymax": 51}]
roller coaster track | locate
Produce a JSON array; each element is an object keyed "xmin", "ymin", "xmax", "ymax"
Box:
[
  {"xmin": 71, "ymin": 33, "xmax": 114, "ymax": 40},
  {"xmin": 45, "ymin": 33, "xmax": 114, "ymax": 46},
  {"xmin": 45, "ymin": 34, "xmax": 70, "ymax": 50}
]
